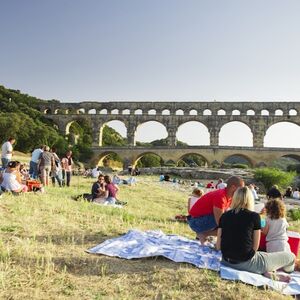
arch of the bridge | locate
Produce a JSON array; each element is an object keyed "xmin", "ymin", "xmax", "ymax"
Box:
[
  {"xmin": 132, "ymin": 151, "xmax": 165, "ymax": 167},
  {"xmin": 222, "ymin": 153, "xmax": 254, "ymax": 167},
  {"xmin": 176, "ymin": 152, "xmax": 209, "ymax": 166}
]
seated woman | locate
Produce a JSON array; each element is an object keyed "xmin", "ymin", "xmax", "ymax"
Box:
[
  {"xmin": 1, "ymin": 161, "xmax": 28, "ymax": 193},
  {"xmin": 104, "ymin": 175, "xmax": 119, "ymax": 204},
  {"xmin": 216, "ymin": 186, "xmax": 295, "ymax": 282}
]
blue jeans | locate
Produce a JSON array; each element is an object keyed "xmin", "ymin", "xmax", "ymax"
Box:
[
  {"xmin": 105, "ymin": 197, "xmax": 116, "ymax": 205},
  {"xmin": 29, "ymin": 161, "xmax": 38, "ymax": 179},
  {"xmin": 1, "ymin": 158, "xmax": 10, "ymax": 169},
  {"xmin": 187, "ymin": 214, "xmax": 217, "ymax": 234}
]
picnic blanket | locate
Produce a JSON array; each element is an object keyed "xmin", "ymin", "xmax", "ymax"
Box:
[{"xmin": 87, "ymin": 229, "xmax": 300, "ymax": 295}]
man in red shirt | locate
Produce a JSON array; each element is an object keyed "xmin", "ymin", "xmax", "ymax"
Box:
[{"xmin": 188, "ymin": 176, "xmax": 244, "ymax": 244}]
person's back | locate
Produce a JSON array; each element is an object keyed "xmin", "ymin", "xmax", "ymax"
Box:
[
  {"xmin": 267, "ymin": 186, "xmax": 282, "ymax": 199},
  {"xmin": 40, "ymin": 151, "xmax": 53, "ymax": 167},
  {"xmin": 1, "ymin": 171, "xmax": 21, "ymax": 192},
  {"xmin": 106, "ymin": 183, "xmax": 117, "ymax": 198},
  {"xmin": 91, "ymin": 167, "xmax": 99, "ymax": 178},
  {"xmin": 189, "ymin": 188, "xmax": 229, "ymax": 218},
  {"xmin": 220, "ymin": 209, "xmax": 260, "ymax": 261},
  {"xmin": 31, "ymin": 148, "xmax": 43, "ymax": 163},
  {"xmin": 293, "ymin": 189, "xmax": 300, "ymax": 199}
]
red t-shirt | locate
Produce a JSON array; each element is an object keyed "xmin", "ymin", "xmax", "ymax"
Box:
[{"xmin": 189, "ymin": 188, "xmax": 231, "ymax": 217}]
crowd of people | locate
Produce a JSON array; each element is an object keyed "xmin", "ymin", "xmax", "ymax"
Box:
[
  {"xmin": 2, "ymin": 137, "xmax": 300, "ymax": 282},
  {"xmin": 186, "ymin": 176, "xmax": 297, "ymax": 282},
  {"xmin": 0, "ymin": 137, "xmax": 74, "ymax": 194}
]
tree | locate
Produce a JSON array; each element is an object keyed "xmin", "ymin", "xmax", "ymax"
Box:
[{"xmin": 254, "ymin": 168, "xmax": 296, "ymax": 191}]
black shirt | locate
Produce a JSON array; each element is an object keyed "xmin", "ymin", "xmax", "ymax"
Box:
[
  {"xmin": 91, "ymin": 182, "xmax": 103, "ymax": 199},
  {"xmin": 267, "ymin": 187, "xmax": 282, "ymax": 199},
  {"xmin": 219, "ymin": 209, "xmax": 261, "ymax": 262}
]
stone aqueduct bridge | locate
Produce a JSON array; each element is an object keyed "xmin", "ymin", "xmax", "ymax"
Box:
[{"xmin": 38, "ymin": 101, "xmax": 300, "ymax": 167}]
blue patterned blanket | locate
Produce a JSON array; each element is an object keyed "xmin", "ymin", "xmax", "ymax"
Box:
[{"xmin": 87, "ymin": 229, "xmax": 300, "ymax": 295}]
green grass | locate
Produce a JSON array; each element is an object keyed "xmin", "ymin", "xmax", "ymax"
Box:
[{"xmin": 0, "ymin": 176, "xmax": 294, "ymax": 299}]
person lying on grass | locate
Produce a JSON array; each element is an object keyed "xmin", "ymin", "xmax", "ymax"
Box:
[
  {"xmin": 216, "ymin": 186, "xmax": 295, "ymax": 282},
  {"xmin": 187, "ymin": 176, "xmax": 244, "ymax": 244}
]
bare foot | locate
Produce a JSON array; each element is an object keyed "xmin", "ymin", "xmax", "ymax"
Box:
[
  {"xmin": 196, "ymin": 234, "xmax": 207, "ymax": 244},
  {"xmin": 263, "ymin": 271, "xmax": 291, "ymax": 283}
]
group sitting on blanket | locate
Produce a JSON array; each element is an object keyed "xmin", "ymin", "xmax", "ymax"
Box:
[{"xmin": 187, "ymin": 176, "xmax": 297, "ymax": 282}]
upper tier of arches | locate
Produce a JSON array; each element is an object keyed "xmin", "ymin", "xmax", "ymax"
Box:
[{"xmin": 40, "ymin": 102, "xmax": 300, "ymax": 117}]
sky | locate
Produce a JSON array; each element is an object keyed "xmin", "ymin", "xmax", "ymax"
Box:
[{"xmin": 1, "ymin": 0, "xmax": 300, "ymax": 146}]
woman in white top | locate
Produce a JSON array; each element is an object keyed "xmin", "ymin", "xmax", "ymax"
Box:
[
  {"xmin": 262, "ymin": 198, "xmax": 290, "ymax": 253},
  {"xmin": 1, "ymin": 161, "xmax": 27, "ymax": 193},
  {"xmin": 187, "ymin": 188, "xmax": 204, "ymax": 213}
]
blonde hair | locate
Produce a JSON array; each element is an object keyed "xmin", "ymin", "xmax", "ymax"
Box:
[
  {"xmin": 192, "ymin": 188, "xmax": 204, "ymax": 197},
  {"xmin": 230, "ymin": 186, "xmax": 254, "ymax": 213}
]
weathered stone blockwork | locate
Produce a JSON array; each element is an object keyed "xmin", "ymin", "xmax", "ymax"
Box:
[{"xmin": 38, "ymin": 101, "xmax": 300, "ymax": 167}]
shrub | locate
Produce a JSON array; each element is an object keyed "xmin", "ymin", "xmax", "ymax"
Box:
[
  {"xmin": 288, "ymin": 208, "xmax": 300, "ymax": 221},
  {"xmin": 254, "ymin": 168, "xmax": 296, "ymax": 191},
  {"xmin": 287, "ymin": 164, "xmax": 300, "ymax": 174}
]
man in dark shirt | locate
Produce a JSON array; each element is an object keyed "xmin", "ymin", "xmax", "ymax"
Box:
[
  {"xmin": 267, "ymin": 185, "xmax": 282, "ymax": 199},
  {"xmin": 91, "ymin": 174, "xmax": 105, "ymax": 200}
]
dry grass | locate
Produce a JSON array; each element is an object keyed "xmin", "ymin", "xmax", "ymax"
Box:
[{"xmin": 0, "ymin": 176, "xmax": 294, "ymax": 299}]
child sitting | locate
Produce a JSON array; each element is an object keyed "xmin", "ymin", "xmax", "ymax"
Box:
[
  {"xmin": 262, "ymin": 198, "xmax": 290, "ymax": 253},
  {"xmin": 188, "ymin": 188, "xmax": 204, "ymax": 213}
]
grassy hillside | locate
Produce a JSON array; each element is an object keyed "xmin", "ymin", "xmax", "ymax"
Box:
[{"xmin": 0, "ymin": 177, "xmax": 293, "ymax": 299}]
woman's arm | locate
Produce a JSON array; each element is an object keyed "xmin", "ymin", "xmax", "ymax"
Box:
[
  {"xmin": 261, "ymin": 222, "xmax": 269, "ymax": 236},
  {"xmin": 252, "ymin": 230, "xmax": 261, "ymax": 251},
  {"xmin": 216, "ymin": 228, "xmax": 222, "ymax": 251}
]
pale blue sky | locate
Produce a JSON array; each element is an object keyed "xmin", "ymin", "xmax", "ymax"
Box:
[{"xmin": 1, "ymin": 0, "xmax": 300, "ymax": 146}]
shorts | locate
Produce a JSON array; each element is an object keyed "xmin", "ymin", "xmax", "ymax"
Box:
[{"xmin": 187, "ymin": 214, "xmax": 217, "ymax": 233}]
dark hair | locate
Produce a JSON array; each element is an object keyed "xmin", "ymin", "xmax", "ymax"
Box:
[
  {"xmin": 51, "ymin": 147, "xmax": 57, "ymax": 153},
  {"xmin": 98, "ymin": 174, "xmax": 104, "ymax": 180},
  {"xmin": 8, "ymin": 161, "xmax": 18, "ymax": 168},
  {"xmin": 104, "ymin": 175, "xmax": 111, "ymax": 184},
  {"xmin": 8, "ymin": 137, "xmax": 15, "ymax": 142},
  {"xmin": 265, "ymin": 198, "xmax": 286, "ymax": 219}
]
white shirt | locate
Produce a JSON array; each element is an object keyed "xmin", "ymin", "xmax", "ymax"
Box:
[
  {"xmin": 293, "ymin": 191, "xmax": 300, "ymax": 199},
  {"xmin": 188, "ymin": 196, "xmax": 199, "ymax": 211},
  {"xmin": 216, "ymin": 182, "xmax": 227, "ymax": 189},
  {"xmin": 1, "ymin": 172, "xmax": 21, "ymax": 191},
  {"xmin": 266, "ymin": 217, "xmax": 289, "ymax": 242},
  {"xmin": 1, "ymin": 141, "xmax": 13, "ymax": 159},
  {"xmin": 91, "ymin": 168, "xmax": 99, "ymax": 178},
  {"xmin": 31, "ymin": 148, "xmax": 43, "ymax": 163}
]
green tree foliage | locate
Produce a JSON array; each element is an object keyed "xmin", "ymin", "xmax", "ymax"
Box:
[
  {"xmin": 177, "ymin": 154, "xmax": 206, "ymax": 167},
  {"xmin": 102, "ymin": 125, "xmax": 127, "ymax": 146},
  {"xmin": 0, "ymin": 85, "xmax": 69, "ymax": 155},
  {"xmin": 254, "ymin": 168, "xmax": 296, "ymax": 191},
  {"xmin": 0, "ymin": 112, "xmax": 67, "ymax": 153},
  {"xmin": 136, "ymin": 154, "xmax": 163, "ymax": 168}
]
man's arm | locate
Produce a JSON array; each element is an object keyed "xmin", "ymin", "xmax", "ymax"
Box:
[{"xmin": 213, "ymin": 206, "xmax": 224, "ymax": 225}]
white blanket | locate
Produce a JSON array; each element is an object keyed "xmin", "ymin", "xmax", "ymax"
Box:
[{"xmin": 87, "ymin": 229, "xmax": 300, "ymax": 295}]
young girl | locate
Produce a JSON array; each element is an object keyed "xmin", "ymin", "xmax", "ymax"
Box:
[
  {"xmin": 261, "ymin": 198, "xmax": 291, "ymax": 253},
  {"xmin": 187, "ymin": 188, "xmax": 204, "ymax": 213}
]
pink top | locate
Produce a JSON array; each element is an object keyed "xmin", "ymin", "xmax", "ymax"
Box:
[{"xmin": 61, "ymin": 157, "xmax": 72, "ymax": 172}]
